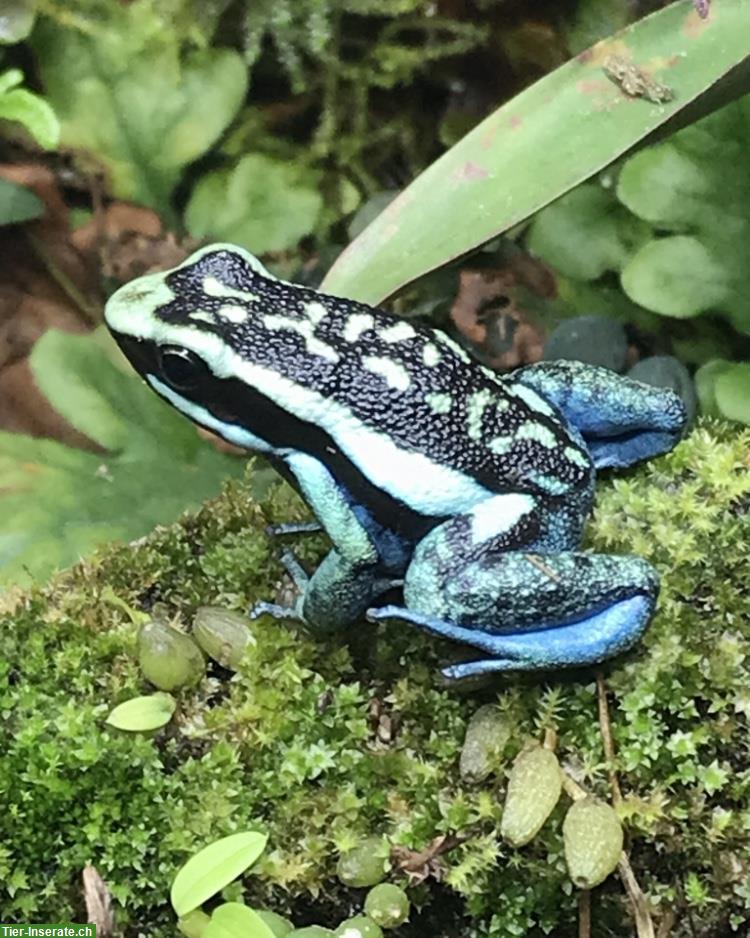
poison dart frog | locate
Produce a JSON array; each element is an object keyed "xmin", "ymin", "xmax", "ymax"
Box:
[{"xmin": 105, "ymin": 245, "xmax": 686, "ymax": 679}]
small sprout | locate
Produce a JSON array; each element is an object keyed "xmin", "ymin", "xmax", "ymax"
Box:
[
  {"xmin": 333, "ymin": 915, "xmax": 383, "ymax": 938},
  {"xmin": 105, "ymin": 692, "xmax": 175, "ymax": 732},
  {"xmin": 500, "ymin": 744, "xmax": 562, "ymax": 846},
  {"xmin": 193, "ymin": 605, "xmax": 255, "ymax": 670},
  {"xmin": 177, "ymin": 909, "xmax": 210, "ymax": 938},
  {"xmin": 563, "ymin": 796, "xmax": 623, "ymax": 888},
  {"xmin": 336, "ymin": 837, "xmax": 390, "ymax": 888},
  {"xmin": 256, "ymin": 910, "xmax": 295, "ymax": 937},
  {"xmin": 459, "ymin": 704, "xmax": 511, "ymax": 783},
  {"xmin": 178, "ymin": 909, "xmax": 211, "ymax": 938},
  {"xmin": 170, "ymin": 831, "xmax": 268, "ymax": 917},
  {"xmin": 203, "ymin": 903, "xmax": 276, "ymax": 938},
  {"xmin": 203, "ymin": 903, "xmax": 277, "ymax": 938},
  {"xmin": 138, "ymin": 617, "xmax": 205, "ymax": 691},
  {"xmin": 363, "ymin": 884, "xmax": 410, "ymax": 929}
]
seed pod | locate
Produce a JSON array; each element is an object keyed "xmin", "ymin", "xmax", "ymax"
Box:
[
  {"xmin": 364, "ymin": 884, "xmax": 410, "ymax": 929},
  {"xmin": 500, "ymin": 745, "xmax": 562, "ymax": 846},
  {"xmin": 333, "ymin": 916, "xmax": 383, "ymax": 938},
  {"xmin": 137, "ymin": 618, "xmax": 205, "ymax": 691},
  {"xmin": 193, "ymin": 606, "xmax": 255, "ymax": 670},
  {"xmin": 563, "ymin": 796, "xmax": 623, "ymax": 888},
  {"xmin": 459, "ymin": 704, "xmax": 511, "ymax": 783},
  {"xmin": 336, "ymin": 837, "xmax": 389, "ymax": 888}
]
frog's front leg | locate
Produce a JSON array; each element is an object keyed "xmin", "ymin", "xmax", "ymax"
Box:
[
  {"xmin": 512, "ymin": 360, "xmax": 687, "ymax": 468},
  {"xmin": 251, "ymin": 452, "xmax": 396, "ymax": 632},
  {"xmin": 368, "ymin": 493, "xmax": 658, "ymax": 679}
]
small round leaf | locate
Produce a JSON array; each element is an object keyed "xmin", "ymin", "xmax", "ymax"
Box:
[
  {"xmin": 621, "ymin": 236, "xmax": 727, "ymax": 318},
  {"xmin": 714, "ymin": 365, "xmax": 750, "ymax": 425},
  {"xmin": 170, "ymin": 832, "xmax": 268, "ymax": 917},
  {"xmin": 0, "ymin": 176, "xmax": 43, "ymax": 225},
  {"xmin": 695, "ymin": 358, "xmax": 733, "ymax": 417},
  {"xmin": 105, "ymin": 692, "xmax": 175, "ymax": 732},
  {"xmin": 203, "ymin": 902, "xmax": 276, "ymax": 938}
]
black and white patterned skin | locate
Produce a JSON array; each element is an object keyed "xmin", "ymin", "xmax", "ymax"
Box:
[{"xmin": 149, "ymin": 247, "xmax": 592, "ymax": 502}]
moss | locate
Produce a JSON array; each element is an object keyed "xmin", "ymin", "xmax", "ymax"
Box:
[{"xmin": 1, "ymin": 424, "xmax": 749, "ymax": 936}]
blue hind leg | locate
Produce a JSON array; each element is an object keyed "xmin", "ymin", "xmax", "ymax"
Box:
[
  {"xmin": 367, "ymin": 494, "xmax": 659, "ymax": 679},
  {"xmin": 369, "ymin": 592, "xmax": 654, "ymax": 679},
  {"xmin": 512, "ymin": 360, "xmax": 687, "ymax": 468}
]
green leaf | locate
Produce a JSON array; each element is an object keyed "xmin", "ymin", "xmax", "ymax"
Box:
[
  {"xmin": 186, "ymin": 154, "xmax": 322, "ymax": 254},
  {"xmin": 105, "ymin": 692, "xmax": 175, "ymax": 731},
  {"xmin": 32, "ymin": 9, "xmax": 247, "ymax": 215},
  {"xmin": 0, "ymin": 68, "xmax": 59, "ymax": 149},
  {"xmin": 694, "ymin": 358, "xmax": 733, "ymax": 416},
  {"xmin": 621, "ymin": 235, "xmax": 730, "ymax": 319},
  {"xmin": 0, "ymin": 177, "xmax": 43, "ymax": 224},
  {"xmin": 204, "ymin": 903, "xmax": 276, "ymax": 938},
  {"xmin": 178, "ymin": 909, "xmax": 211, "ymax": 938},
  {"xmin": 170, "ymin": 833, "xmax": 268, "ymax": 917},
  {"xmin": 321, "ymin": 0, "xmax": 750, "ymax": 303},
  {"xmin": 714, "ymin": 364, "xmax": 750, "ymax": 425},
  {"xmin": 615, "ymin": 98, "xmax": 750, "ymax": 332},
  {"xmin": 0, "ymin": 329, "xmax": 244, "ymax": 587},
  {"xmin": 30, "ymin": 330, "xmax": 131, "ymax": 450},
  {"xmin": 0, "ymin": 0, "xmax": 37, "ymax": 44},
  {"xmin": 0, "ymin": 70, "xmax": 22, "ymax": 94},
  {"xmin": 528, "ymin": 183, "xmax": 651, "ymax": 280}
]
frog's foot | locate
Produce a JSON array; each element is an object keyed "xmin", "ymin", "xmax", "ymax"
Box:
[
  {"xmin": 249, "ymin": 599, "xmax": 306, "ymax": 623},
  {"xmin": 248, "ymin": 550, "xmax": 309, "ymax": 622},
  {"xmin": 251, "ymin": 547, "xmax": 394, "ymax": 633},
  {"xmin": 513, "ymin": 360, "xmax": 687, "ymax": 468},
  {"xmin": 368, "ymin": 592, "xmax": 653, "ymax": 679},
  {"xmin": 278, "ymin": 549, "xmax": 310, "ymax": 590},
  {"xmin": 266, "ymin": 521, "xmax": 322, "ymax": 537}
]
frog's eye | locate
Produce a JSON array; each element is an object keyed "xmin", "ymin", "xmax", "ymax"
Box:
[{"xmin": 159, "ymin": 346, "xmax": 200, "ymax": 392}]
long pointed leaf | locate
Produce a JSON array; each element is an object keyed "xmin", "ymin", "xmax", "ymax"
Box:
[
  {"xmin": 170, "ymin": 832, "xmax": 268, "ymax": 917},
  {"xmin": 321, "ymin": 0, "xmax": 750, "ymax": 304}
]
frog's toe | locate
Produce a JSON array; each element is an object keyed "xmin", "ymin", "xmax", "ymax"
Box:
[
  {"xmin": 248, "ymin": 600, "xmax": 305, "ymax": 623},
  {"xmin": 370, "ymin": 593, "xmax": 655, "ymax": 677},
  {"xmin": 279, "ymin": 550, "xmax": 311, "ymax": 590},
  {"xmin": 266, "ymin": 521, "xmax": 322, "ymax": 537}
]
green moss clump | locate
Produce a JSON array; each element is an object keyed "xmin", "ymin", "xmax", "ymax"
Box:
[{"xmin": 1, "ymin": 425, "xmax": 749, "ymax": 936}]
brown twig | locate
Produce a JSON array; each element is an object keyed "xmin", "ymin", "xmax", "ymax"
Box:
[
  {"xmin": 618, "ymin": 853, "xmax": 655, "ymax": 938},
  {"xmin": 578, "ymin": 890, "xmax": 591, "ymax": 938},
  {"xmin": 82, "ymin": 864, "xmax": 114, "ymax": 937},
  {"xmin": 596, "ymin": 671, "xmax": 622, "ymax": 807}
]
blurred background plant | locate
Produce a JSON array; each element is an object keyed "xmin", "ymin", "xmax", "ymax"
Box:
[{"xmin": 0, "ymin": 0, "xmax": 747, "ymax": 587}]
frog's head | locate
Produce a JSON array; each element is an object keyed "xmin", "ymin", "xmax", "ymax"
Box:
[{"xmin": 104, "ymin": 243, "xmax": 280, "ymax": 450}]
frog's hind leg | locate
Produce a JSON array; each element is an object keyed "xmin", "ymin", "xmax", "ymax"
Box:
[
  {"xmin": 367, "ymin": 493, "xmax": 659, "ymax": 677},
  {"xmin": 372, "ymin": 591, "xmax": 654, "ymax": 679},
  {"xmin": 512, "ymin": 360, "xmax": 687, "ymax": 468}
]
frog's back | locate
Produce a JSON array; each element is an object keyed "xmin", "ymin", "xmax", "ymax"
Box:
[{"xmin": 128, "ymin": 246, "xmax": 592, "ymax": 511}]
